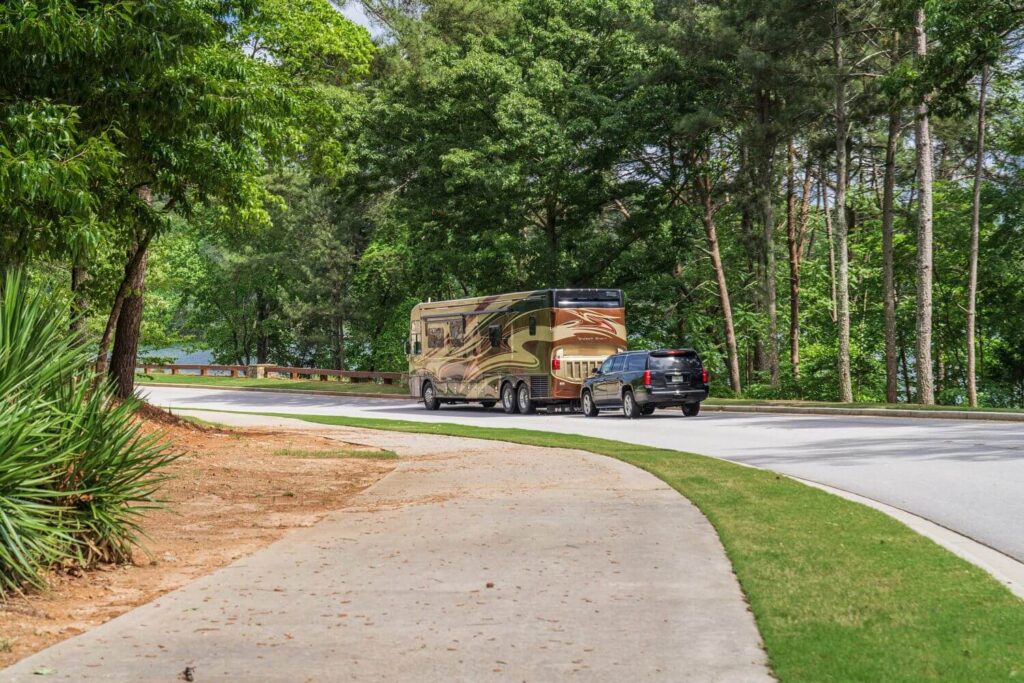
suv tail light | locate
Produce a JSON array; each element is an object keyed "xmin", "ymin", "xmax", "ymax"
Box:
[
  {"xmin": 643, "ymin": 370, "xmax": 651, "ymax": 386},
  {"xmin": 552, "ymin": 357, "xmax": 561, "ymax": 371},
  {"xmin": 701, "ymin": 368, "xmax": 709, "ymax": 384}
]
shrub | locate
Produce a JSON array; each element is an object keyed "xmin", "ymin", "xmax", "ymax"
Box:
[{"xmin": 0, "ymin": 272, "xmax": 176, "ymax": 593}]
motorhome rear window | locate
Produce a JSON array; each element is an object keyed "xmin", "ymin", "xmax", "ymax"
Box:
[{"xmin": 553, "ymin": 289, "xmax": 623, "ymax": 308}]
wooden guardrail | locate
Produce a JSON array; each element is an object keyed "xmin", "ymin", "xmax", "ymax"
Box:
[
  {"xmin": 258, "ymin": 366, "xmax": 405, "ymax": 385},
  {"xmin": 138, "ymin": 363, "xmax": 248, "ymax": 377},
  {"xmin": 136, "ymin": 363, "xmax": 406, "ymax": 385}
]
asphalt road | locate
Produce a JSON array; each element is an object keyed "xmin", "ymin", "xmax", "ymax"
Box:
[{"xmin": 143, "ymin": 385, "xmax": 1024, "ymax": 563}]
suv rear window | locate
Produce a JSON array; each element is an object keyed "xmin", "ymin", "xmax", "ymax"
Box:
[{"xmin": 649, "ymin": 355, "xmax": 698, "ymax": 372}]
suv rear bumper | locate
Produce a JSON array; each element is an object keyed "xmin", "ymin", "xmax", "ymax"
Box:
[{"xmin": 637, "ymin": 386, "xmax": 709, "ymax": 406}]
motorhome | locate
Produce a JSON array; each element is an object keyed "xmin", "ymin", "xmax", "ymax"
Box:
[{"xmin": 407, "ymin": 289, "xmax": 626, "ymax": 413}]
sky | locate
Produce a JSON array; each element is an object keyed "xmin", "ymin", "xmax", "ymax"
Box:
[{"xmin": 340, "ymin": 2, "xmax": 374, "ymax": 31}]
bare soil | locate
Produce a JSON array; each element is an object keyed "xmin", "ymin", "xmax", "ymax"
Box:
[{"xmin": 0, "ymin": 413, "xmax": 396, "ymax": 668}]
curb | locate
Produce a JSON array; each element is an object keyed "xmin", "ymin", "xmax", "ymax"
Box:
[
  {"xmin": 791, "ymin": 475, "xmax": 1024, "ymax": 600},
  {"xmin": 701, "ymin": 403, "xmax": 1024, "ymax": 422},
  {"xmin": 136, "ymin": 382, "xmax": 419, "ymax": 401}
]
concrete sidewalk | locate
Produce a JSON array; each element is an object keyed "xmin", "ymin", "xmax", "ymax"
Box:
[{"xmin": 4, "ymin": 412, "xmax": 769, "ymax": 682}]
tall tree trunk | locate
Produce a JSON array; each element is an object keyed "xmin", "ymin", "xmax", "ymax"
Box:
[
  {"xmin": 913, "ymin": 7, "xmax": 935, "ymax": 404},
  {"xmin": 799, "ymin": 158, "xmax": 813, "ymax": 253},
  {"xmin": 738, "ymin": 144, "xmax": 765, "ymax": 375},
  {"xmin": 899, "ymin": 340, "xmax": 913, "ymax": 402},
  {"xmin": 544, "ymin": 197, "xmax": 560, "ymax": 286},
  {"xmin": 743, "ymin": 203, "xmax": 765, "ymax": 374},
  {"xmin": 95, "ymin": 231, "xmax": 154, "ymax": 378},
  {"xmin": 786, "ymin": 141, "xmax": 801, "ymax": 383},
  {"xmin": 967, "ymin": 66, "xmax": 988, "ymax": 407},
  {"xmin": 754, "ymin": 92, "xmax": 780, "ymax": 387},
  {"xmin": 761, "ymin": 188, "xmax": 779, "ymax": 388},
  {"xmin": 821, "ymin": 173, "xmax": 838, "ymax": 323},
  {"xmin": 106, "ymin": 186, "xmax": 155, "ymax": 399},
  {"xmin": 255, "ymin": 290, "xmax": 270, "ymax": 364},
  {"xmin": 697, "ymin": 175, "xmax": 742, "ymax": 395},
  {"xmin": 108, "ymin": 245, "xmax": 149, "ymax": 399},
  {"xmin": 833, "ymin": 10, "xmax": 853, "ymax": 403},
  {"xmin": 882, "ymin": 106, "xmax": 901, "ymax": 403},
  {"xmin": 334, "ymin": 316, "xmax": 346, "ymax": 371},
  {"xmin": 70, "ymin": 263, "xmax": 90, "ymax": 347}
]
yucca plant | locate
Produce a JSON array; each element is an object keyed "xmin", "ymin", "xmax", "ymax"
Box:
[
  {"xmin": 58, "ymin": 387, "xmax": 177, "ymax": 564},
  {"xmin": 0, "ymin": 271, "xmax": 177, "ymax": 593}
]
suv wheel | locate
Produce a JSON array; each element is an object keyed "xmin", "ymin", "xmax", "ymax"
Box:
[
  {"xmin": 501, "ymin": 383, "xmax": 520, "ymax": 414},
  {"xmin": 622, "ymin": 390, "xmax": 641, "ymax": 419},
  {"xmin": 682, "ymin": 402, "xmax": 700, "ymax": 417},
  {"xmin": 517, "ymin": 383, "xmax": 536, "ymax": 414},
  {"xmin": 423, "ymin": 383, "xmax": 440, "ymax": 411},
  {"xmin": 581, "ymin": 391, "xmax": 599, "ymax": 417}
]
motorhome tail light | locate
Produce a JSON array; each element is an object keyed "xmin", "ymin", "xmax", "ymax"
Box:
[
  {"xmin": 643, "ymin": 370, "xmax": 651, "ymax": 386},
  {"xmin": 702, "ymin": 368, "xmax": 709, "ymax": 384},
  {"xmin": 552, "ymin": 357, "xmax": 561, "ymax": 371}
]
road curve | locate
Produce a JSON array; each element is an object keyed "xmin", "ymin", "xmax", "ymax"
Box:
[{"xmin": 143, "ymin": 385, "xmax": 1024, "ymax": 563}]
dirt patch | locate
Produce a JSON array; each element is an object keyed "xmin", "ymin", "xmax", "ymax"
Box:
[{"xmin": 0, "ymin": 414, "xmax": 396, "ymax": 667}]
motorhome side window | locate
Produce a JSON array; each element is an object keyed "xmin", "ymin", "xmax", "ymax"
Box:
[
  {"xmin": 449, "ymin": 318, "xmax": 464, "ymax": 346},
  {"xmin": 528, "ymin": 315, "xmax": 537, "ymax": 336},
  {"xmin": 488, "ymin": 325, "xmax": 501, "ymax": 348},
  {"xmin": 427, "ymin": 325, "xmax": 445, "ymax": 349}
]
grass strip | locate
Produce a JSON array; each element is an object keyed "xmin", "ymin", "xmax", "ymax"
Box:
[
  {"xmin": 272, "ymin": 447, "xmax": 398, "ymax": 460},
  {"xmin": 211, "ymin": 410, "xmax": 1024, "ymax": 682},
  {"xmin": 177, "ymin": 414, "xmax": 234, "ymax": 429},
  {"xmin": 137, "ymin": 374, "xmax": 407, "ymax": 395}
]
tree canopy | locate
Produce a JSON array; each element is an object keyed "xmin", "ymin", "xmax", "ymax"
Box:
[{"xmin": 5, "ymin": 0, "xmax": 1024, "ymax": 406}]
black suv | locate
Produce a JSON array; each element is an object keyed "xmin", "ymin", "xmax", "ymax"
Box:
[{"xmin": 580, "ymin": 349, "xmax": 709, "ymax": 418}]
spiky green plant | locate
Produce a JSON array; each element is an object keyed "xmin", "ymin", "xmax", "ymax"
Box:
[{"xmin": 0, "ymin": 271, "xmax": 176, "ymax": 593}]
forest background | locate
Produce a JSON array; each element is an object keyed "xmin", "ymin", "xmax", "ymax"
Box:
[{"xmin": 4, "ymin": 0, "xmax": 1024, "ymax": 406}]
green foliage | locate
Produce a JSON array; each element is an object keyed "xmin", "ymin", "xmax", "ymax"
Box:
[
  {"xmin": 0, "ymin": 272, "xmax": 176, "ymax": 593},
  {"xmin": 7, "ymin": 0, "xmax": 1024, "ymax": 406}
]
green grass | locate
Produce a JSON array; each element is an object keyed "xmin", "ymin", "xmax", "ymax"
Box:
[
  {"xmin": 137, "ymin": 373, "xmax": 408, "ymax": 395},
  {"xmin": 706, "ymin": 397, "xmax": 1024, "ymax": 413},
  {"xmin": 272, "ymin": 447, "xmax": 398, "ymax": 460},
  {"xmin": 192, "ymin": 409, "xmax": 1024, "ymax": 681},
  {"xmin": 177, "ymin": 414, "xmax": 234, "ymax": 430}
]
